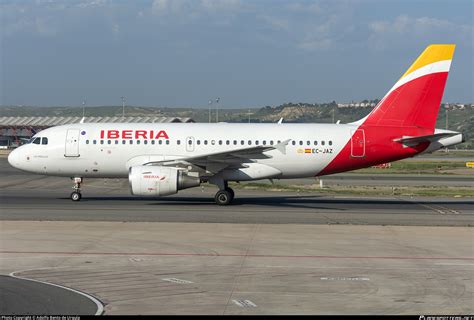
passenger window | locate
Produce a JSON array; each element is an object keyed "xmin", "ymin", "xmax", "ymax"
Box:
[
  {"xmin": 177, "ymin": 140, "xmax": 181, "ymax": 145},
  {"xmin": 93, "ymin": 140, "xmax": 97, "ymax": 144},
  {"xmin": 41, "ymin": 137, "xmax": 48, "ymax": 145},
  {"xmin": 166, "ymin": 140, "xmax": 169, "ymax": 145},
  {"xmin": 299, "ymin": 141, "xmax": 303, "ymax": 146},
  {"xmin": 263, "ymin": 140, "xmax": 266, "ymax": 145},
  {"xmin": 100, "ymin": 140, "xmax": 104, "ymax": 145},
  {"xmin": 115, "ymin": 140, "xmax": 119, "ymax": 145},
  {"xmin": 233, "ymin": 140, "xmax": 237, "ymax": 145},
  {"xmin": 137, "ymin": 140, "xmax": 140, "ymax": 145},
  {"xmin": 211, "ymin": 140, "xmax": 216, "ymax": 145},
  {"xmin": 322, "ymin": 141, "xmax": 325, "ymax": 146},
  {"xmin": 248, "ymin": 140, "xmax": 252, "ymax": 145},
  {"xmin": 306, "ymin": 141, "xmax": 310, "ymax": 146},
  {"xmin": 292, "ymin": 141, "xmax": 296, "ymax": 145},
  {"xmin": 86, "ymin": 140, "xmax": 90, "ymax": 144},
  {"xmin": 314, "ymin": 141, "xmax": 318, "ymax": 146},
  {"xmin": 122, "ymin": 140, "xmax": 126, "ymax": 145},
  {"xmin": 159, "ymin": 140, "xmax": 162, "ymax": 145},
  {"xmin": 270, "ymin": 140, "xmax": 274, "ymax": 145},
  {"xmin": 256, "ymin": 140, "xmax": 259, "ymax": 145},
  {"xmin": 129, "ymin": 140, "xmax": 133, "ymax": 145},
  {"xmin": 204, "ymin": 140, "xmax": 208, "ymax": 145},
  {"xmin": 329, "ymin": 141, "xmax": 333, "ymax": 146},
  {"xmin": 197, "ymin": 140, "xmax": 201, "ymax": 145},
  {"xmin": 277, "ymin": 140, "xmax": 281, "ymax": 144},
  {"xmin": 226, "ymin": 140, "xmax": 230, "ymax": 145},
  {"xmin": 144, "ymin": 140, "xmax": 148, "ymax": 145},
  {"xmin": 188, "ymin": 140, "xmax": 192, "ymax": 145},
  {"xmin": 218, "ymin": 140, "xmax": 222, "ymax": 145},
  {"xmin": 108, "ymin": 140, "xmax": 112, "ymax": 144},
  {"xmin": 151, "ymin": 140, "xmax": 155, "ymax": 145}
]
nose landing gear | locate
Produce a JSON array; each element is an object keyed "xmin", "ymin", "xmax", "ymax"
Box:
[{"xmin": 70, "ymin": 177, "xmax": 83, "ymax": 201}]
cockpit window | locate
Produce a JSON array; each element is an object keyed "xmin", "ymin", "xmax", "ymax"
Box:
[{"xmin": 28, "ymin": 137, "xmax": 47, "ymax": 145}]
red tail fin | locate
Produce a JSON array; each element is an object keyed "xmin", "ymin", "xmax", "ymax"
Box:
[{"xmin": 362, "ymin": 44, "xmax": 455, "ymax": 131}]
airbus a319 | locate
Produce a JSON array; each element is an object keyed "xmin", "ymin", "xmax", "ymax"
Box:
[{"xmin": 8, "ymin": 44, "xmax": 463, "ymax": 205}]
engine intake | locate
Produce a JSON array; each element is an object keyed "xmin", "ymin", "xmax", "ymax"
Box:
[{"xmin": 129, "ymin": 166, "xmax": 200, "ymax": 197}]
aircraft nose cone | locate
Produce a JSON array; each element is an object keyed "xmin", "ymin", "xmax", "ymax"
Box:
[{"xmin": 8, "ymin": 149, "xmax": 20, "ymax": 168}]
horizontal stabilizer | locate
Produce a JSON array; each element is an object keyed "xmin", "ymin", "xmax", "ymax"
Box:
[{"xmin": 394, "ymin": 132, "xmax": 457, "ymax": 146}]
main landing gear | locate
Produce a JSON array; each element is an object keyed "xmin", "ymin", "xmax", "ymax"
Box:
[
  {"xmin": 209, "ymin": 178, "xmax": 235, "ymax": 205},
  {"xmin": 70, "ymin": 177, "xmax": 83, "ymax": 201},
  {"xmin": 214, "ymin": 187, "xmax": 234, "ymax": 206}
]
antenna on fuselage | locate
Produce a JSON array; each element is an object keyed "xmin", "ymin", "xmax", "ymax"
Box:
[{"xmin": 277, "ymin": 118, "xmax": 283, "ymax": 124}]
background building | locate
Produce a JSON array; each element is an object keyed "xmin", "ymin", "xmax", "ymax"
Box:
[{"xmin": 0, "ymin": 116, "xmax": 194, "ymax": 148}]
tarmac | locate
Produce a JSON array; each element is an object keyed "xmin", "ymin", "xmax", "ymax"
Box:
[
  {"xmin": 0, "ymin": 157, "xmax": 473, "ymax": 314},
  {"xmin": 0, "ymin": 275, "xmax": 100, "ymax": 315}
]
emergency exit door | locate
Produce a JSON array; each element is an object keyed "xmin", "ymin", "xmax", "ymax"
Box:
[
  {"xmin": 186, "ymin": 136, "xmax": 195, "ymax": 152},
  {"xmin": 65, "ymin": 129, "xmax": 80, "ymax": 157},
  {"xmin": 350, "ymin": 129, "xmax": 365, "ymax": 158}
]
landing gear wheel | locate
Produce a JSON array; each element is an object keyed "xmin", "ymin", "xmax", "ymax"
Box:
[
  {"xmin": 225, "ymin": 187, "xmax": 235, "ymax": 201},
  {"xmin": 71, "ymin": 177, "xmax": 83, "ymax": 202},
  {"xmin": 215, "ymin": 190, "xmax": 233, "ymax": 206},
  {"xmin": 71, "ymin": 191, "xmax": 82, "ymax": 201}
]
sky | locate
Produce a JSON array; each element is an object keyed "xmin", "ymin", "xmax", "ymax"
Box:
[{"xmin": 1, "ymin": 0, "xmax": 473, "ymax": 108}]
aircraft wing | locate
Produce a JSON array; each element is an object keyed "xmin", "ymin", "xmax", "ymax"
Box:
[{"xmin": 144, "ymin": 139, "xmax": 290, "ymax": 173}]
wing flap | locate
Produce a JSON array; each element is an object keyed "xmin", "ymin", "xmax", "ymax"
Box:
[{"xmin": 143, "ymin": 139, "xmax": 290, "ymax": 173}]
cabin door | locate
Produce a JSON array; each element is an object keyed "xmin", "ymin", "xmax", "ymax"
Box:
[{"xmin": 65, "ymin": 129, "xmax": 80, "ymax": 157}]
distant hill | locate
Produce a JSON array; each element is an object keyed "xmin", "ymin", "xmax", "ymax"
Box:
[{"xmin": 1, "ymin": 103, "xmax": 472, "ymax": 148}]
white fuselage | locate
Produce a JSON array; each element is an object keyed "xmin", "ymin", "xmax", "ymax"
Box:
[{"xmin": 8, "ymin": 122, "xmax": 353, "ymax": 179}]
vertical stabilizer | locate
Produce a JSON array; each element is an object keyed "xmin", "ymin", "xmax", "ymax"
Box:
[{"xmin": 362, "ymin": 44, "xmax": 455, "ymax": 131}]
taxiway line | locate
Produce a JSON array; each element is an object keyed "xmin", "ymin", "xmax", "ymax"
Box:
[{"xmin": 2, "ymin": 250, "xmax": 474, "ymax": 261}]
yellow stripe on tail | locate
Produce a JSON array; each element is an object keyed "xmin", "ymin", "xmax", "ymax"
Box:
[{"xmin": 401, "ymin": 44, "xmax": 455, "ymax": 79}]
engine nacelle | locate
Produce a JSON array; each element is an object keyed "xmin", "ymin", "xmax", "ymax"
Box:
[{"xmin": 129, "ymin": 166, "xmax": 200, "ymax": 197}]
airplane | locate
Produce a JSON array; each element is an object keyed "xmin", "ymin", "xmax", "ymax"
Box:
[{"xmin": 8, "ymin": 44, "xmax": 464, "ymax": 205}]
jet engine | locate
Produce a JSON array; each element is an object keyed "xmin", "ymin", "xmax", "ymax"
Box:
[{"xmin": 129, "ymin": 166, "xmax": 200, "ymax": 197}]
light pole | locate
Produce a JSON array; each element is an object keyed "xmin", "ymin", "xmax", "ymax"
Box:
[
  {"xmin": 82, "ymin": 99, "xmax": 86, "ymax": 118},
  {"xmin": 208, "ymin": 99, "xmax": 213, "ymax": 123},
  {"xmin": 445, "ymin": 104, "xmax": 449, "ymax": 130},
  {"xmin": 445, "ymin": 104, "xmax": 449, "ymax": 153},
  {"xmin": 215, "ymin": 97, "xmax": 220, "ymax": 123},
  {"xmin": 121, "ymin": 96, "xmax": 126, "ymax": 118}
]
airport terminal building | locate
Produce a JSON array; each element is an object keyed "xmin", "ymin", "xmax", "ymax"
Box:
[{"xmin": 0, "ymin": 116, "xmax": 195, "ymax": 148}]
